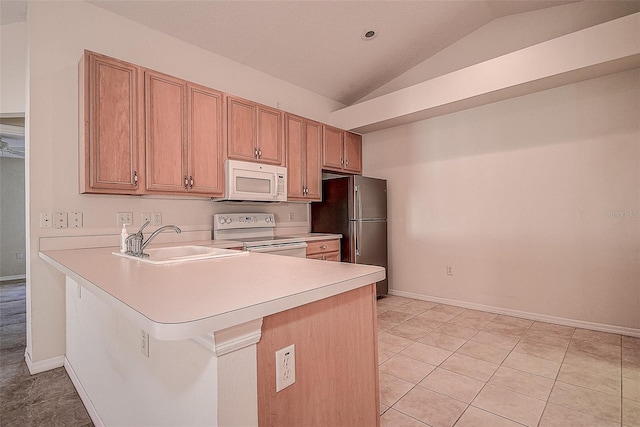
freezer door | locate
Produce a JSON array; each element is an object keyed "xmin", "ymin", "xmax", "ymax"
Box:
[
  {"xmin": 351, "ymin": 219, "xmax": 388, "ymax": 295},
  {"xmin": 353, "ymin": 176, "xmax": 387, "ymax": 220}
]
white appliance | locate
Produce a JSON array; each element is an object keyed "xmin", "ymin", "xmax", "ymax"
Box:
[
  {"xmin": 213, "ymin": 213, "xmax": 307, "ymax": 257},
  {"xmin": 215, "ymin": 160, "xmax": 287, "ymax": 202}
]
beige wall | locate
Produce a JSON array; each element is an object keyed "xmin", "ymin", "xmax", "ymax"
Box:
[
  {"xmin": 363, "ymin": 69, "xmax": 640, "ymax": 330},
  {"xmin": 26, "ymin": 1, "xmax": 337, "ymax": 365},
  {"xmin": 0, "ymin": 157, "xmax": 26, "ymax": 278},
  {"xmin": 1, "ymin": 22, "xmax": 27, "ymax": 114}
]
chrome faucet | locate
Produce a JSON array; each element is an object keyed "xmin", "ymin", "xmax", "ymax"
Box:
[{"xmin": 125, "ymin": 221, "xmax": 181, "ymax": 257}]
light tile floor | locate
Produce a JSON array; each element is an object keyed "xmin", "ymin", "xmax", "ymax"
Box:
[
  {"xmin": 377, "ymin": 295, "xmax": 640, "ymax": 427},
  {"xmin": 3, "ymin": 281, "xmax": 639, "ymax": 426}
]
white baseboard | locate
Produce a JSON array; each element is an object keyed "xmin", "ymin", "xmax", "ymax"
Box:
[
  {"xmin": 388, "ymin": 289, "xmax": 640, "ymax": 338},
  {"xmin": 64, "ymin": 358, "xmax": 104, "ymax": 427},
  {"xmin": 24, "ymin": 351, "xmax": 64, "ymax": 374},
  {"xmin": 1, "ymin": 274, "xmax": 26, "ymax": 282}
]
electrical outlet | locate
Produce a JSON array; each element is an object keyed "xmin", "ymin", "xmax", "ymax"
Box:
[
  {"xmin": 141, "ymin": 330, "xmax": 149, "ymax": 358},
  {"xmin": 40, "ymin": 212, "xmax": 52, "ymax": 228},
  {"xmin": 54, "ymin": 212, "xmax": 68, "ymax": 229},
  {"xmin": 117, "ymin": 212, "xmax": 133, "ymax": 226},
  {"xmin": 275, "ymin": 344, "xmax": 295, "ymax": 392},
  {"xmin": 447, "ymin": 265, "xmax": 453, "ymax": 276},
  {"xmin": 152, "ymin": 212, "xmax": 162, "ymax": 226},
  {"xmin": 69, "ymin": 212, "xmax": 83, "ymax": 228},
  {"xmin": 141, "ymin": 213, "xmax": 151, "ymax": 224},
  {"xmin": 288, "ymin": 212, "xmax": 294, "ymax": 221}
]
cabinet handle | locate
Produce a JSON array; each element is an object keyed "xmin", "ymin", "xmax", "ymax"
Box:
[
  {"xmin": 341, "ymin": 158, "xmax": 344, "ymax": 165},
  {"xmin": 184, "ymin": 175, "xmax": 189, "ymax": 190},
  {"xmin": 189, "ymin": 176, "xmax": 194, "ymax": 189},
  {"xmin": 258, "ymin": 148, "xmax": 262, "ymax": 158},
  {"xmin": 254, "ymin": 148, "xmax": 259, "ymax": 159},
  {"xmin": 133, "ymin": 170, "xmax": 138, "ymax": 186},
  {"xmin": 345, "ymin": 160, "xmax": 349, "ymax": 167},
  {"xmin": 320, "ymin": 245, "xmax": 327, "ymax": 249}
]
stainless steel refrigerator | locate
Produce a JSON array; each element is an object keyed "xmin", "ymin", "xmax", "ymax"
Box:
[{"xmin": 311, "ymin": 176, "xmax": 388, "ymax": 295}]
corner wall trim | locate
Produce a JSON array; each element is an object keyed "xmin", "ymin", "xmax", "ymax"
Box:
[
  {"xmin": 24, "ymin": 351, "xmax": 64, "ymax": 374},
  {"xmin": 64, "ymin": 358, "xmax": 105, "ymax": 427},
  {"xmin": 1, "ymin": 274, "xmax": 26, "ymax": 282},
  {"xmin": 388, "ymin": 290, "xmax": 640, "ymax": 338}
]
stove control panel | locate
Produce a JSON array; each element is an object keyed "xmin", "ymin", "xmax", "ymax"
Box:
[{"xmin": 213, "ymin": 213, "xmax": 276, "ymax": 230}]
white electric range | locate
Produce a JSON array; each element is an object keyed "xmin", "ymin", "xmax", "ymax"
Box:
[{"xmin": 213, "ymin": 213, "xmax": 308, "ymax": 257}]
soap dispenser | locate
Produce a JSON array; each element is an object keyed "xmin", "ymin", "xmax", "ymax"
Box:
[{"xmin": 120, "ymin": 224, "xmax": 129, "ymax": 253}]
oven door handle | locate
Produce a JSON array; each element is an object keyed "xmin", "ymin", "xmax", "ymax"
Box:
[{"xmin": 246, "ymin": 242, "xmax": 308, "ymax": 253}]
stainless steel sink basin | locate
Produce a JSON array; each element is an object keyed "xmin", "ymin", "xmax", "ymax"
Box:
[{"xmin": 113, "ymin": 245, "xmax": 248, "ymax": 264}]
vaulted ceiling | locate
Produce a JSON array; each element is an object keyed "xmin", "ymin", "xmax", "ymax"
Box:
[
  {"xmin": 2, "ymin": 0, "xmax": 639, "ymax": 107},
  {"xmin": 85, "ymin": 0, "xmax": 580, "ymax": 105}
]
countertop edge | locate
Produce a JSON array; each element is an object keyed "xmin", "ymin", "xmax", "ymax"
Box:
[{"xmin": 40, "ymin": 248, "xmax": 383, "ymax": 341}]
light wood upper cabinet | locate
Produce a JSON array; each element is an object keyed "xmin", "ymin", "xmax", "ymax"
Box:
[
  {"xmin": 256, "ymin": 105, "xmax": 283, "ymax": 165},
  {"xmin": 344, "ymin": 131, "xmax": 362, "ymax": 174},
  {"xmin": 80, "ymin": 50, "xmax": 144, "ymax": 194},
  {"xmin": 322, "ymin": 126, "xmax": 344, "ymax": 171},
  {"xmin": 322, "ymin": 126, "xmax": 362, "ymax": 175},
  {"xmin": 145, "ymin": 70, "xmax": 187, "ymax": 193},
  {"xmin": 79, "ymin": 51, "xmax": 362, "ymax": 198},
  {"xmin": 227, "ymin": 97, "xmax": 255, "ymax": 162},
  {"xmin": 187, "ymin": 84, "xmax": 225, "ymax": 195},
  {"xmin": 286, "ymin": 114, "xmax": 322, "ymax": 201},
  {"xmin": 227, "ymin": 96, "xmax": 283, "ymax": 165},
  {"xmin": 145, "ymin": 70, "xmax": 225, "ymax": 196}
]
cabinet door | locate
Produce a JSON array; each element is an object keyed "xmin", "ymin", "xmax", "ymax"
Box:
[
  {"xmin": 322, "ymin": 126, "xmax": 344, "ymax": 171},
  {"xmin": 344, "ymin": 131, "xmax": 362, "ymax": 174},
  {"xmin": 285, "ymin": 114, "xmax": 305, "ymax": 200},
  {"xmin": 324, "ymin": 252, "xmax": 341, "ymax": 262},
  {"xmin": 145, "ymin": 71, "xmax": 187, "ymax": 192},
  {"xmin": 188, "ymin": 84, "xmax": 225, "ymax": 196},
  {"xmin": 227, "ymin": 96, "xmax": 256, "ymax": 162},
  {"xmin": 81, "ymin": 51, "xmax": 143, "ymax": 194},
  {"xmin": 304, "ymin": 120, "xmax": 323, "ymax": 201},
  {"xmin": 256, "ymin": 105, "xmax": 283, "ymax": 165}
]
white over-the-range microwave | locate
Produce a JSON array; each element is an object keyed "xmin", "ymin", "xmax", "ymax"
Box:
[{"xmin": 214, "ymin": 160, "xmax": 287, "ymax": 202}]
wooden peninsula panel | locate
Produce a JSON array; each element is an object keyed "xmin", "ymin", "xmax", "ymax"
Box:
[{"xmin": 257, "ymin": 284, "xmax": 379, "ymax": 427}]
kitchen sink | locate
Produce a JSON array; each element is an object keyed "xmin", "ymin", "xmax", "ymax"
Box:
[{"xmin": 113, "ymin": 245, "xmax": 248, "ymax": 264}]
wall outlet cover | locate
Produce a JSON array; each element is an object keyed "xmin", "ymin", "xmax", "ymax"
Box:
[{"xmin": 275, "ymin": 344, "xmax": 296, "ymax": 392}]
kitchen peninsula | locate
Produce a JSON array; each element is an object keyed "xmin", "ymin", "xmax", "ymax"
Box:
[{"xmin": 40, "ymin": 243, "xmax": 385, "ymax": 426}]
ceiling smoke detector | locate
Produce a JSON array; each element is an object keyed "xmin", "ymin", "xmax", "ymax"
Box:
[{"xmin": 361, "ymin": 29, "xmax": 377, "ymax": 41}]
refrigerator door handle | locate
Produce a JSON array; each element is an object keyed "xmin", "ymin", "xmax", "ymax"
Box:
[
  {"xmin": 354, "ymin": 221, "xmax": 361, "ymax": 257},
  {"xmin": 355, "ymin": 185, "xmax": 363, "ymax": 220}
]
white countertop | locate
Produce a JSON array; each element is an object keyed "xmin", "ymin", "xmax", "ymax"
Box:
[{"xmin": 40, "ymin": 242, "xmax": 383, "ymax": 341}]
